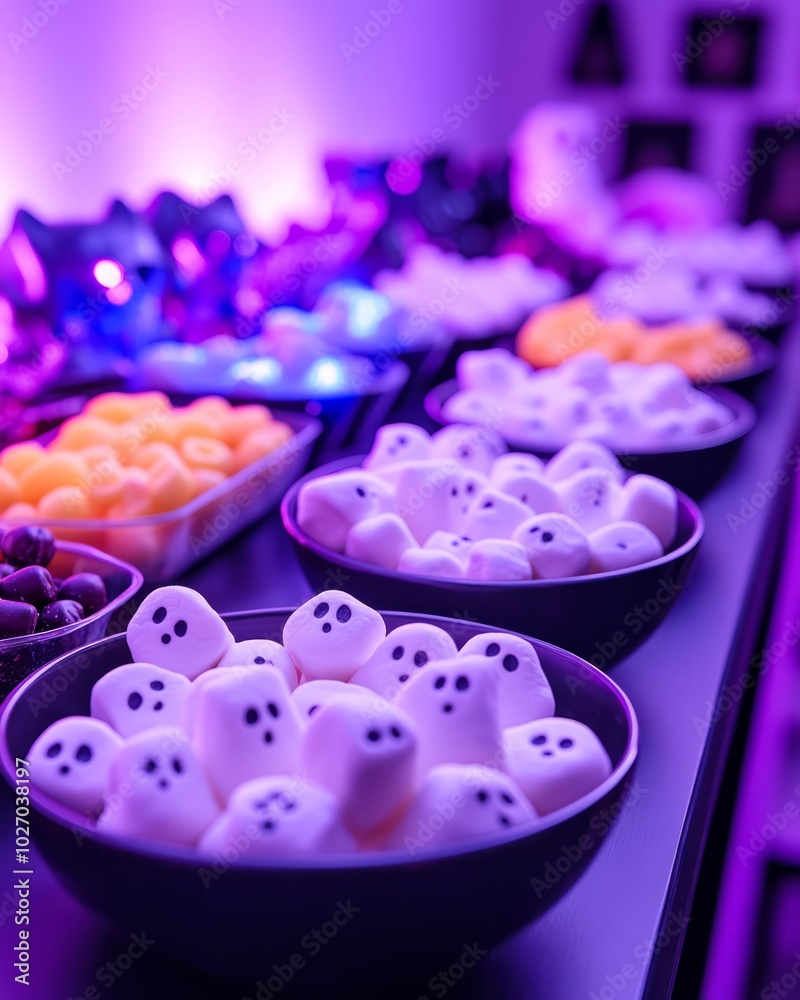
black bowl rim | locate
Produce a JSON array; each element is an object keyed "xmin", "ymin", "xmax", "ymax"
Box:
[
  {"xmin": 424, "ymin": 380, "xmax": 756, "ymax": 457},
  {"xmin": 280, "ymin": 455, "xmax": 704, "ymax": 591},
  {"xmin": 0, "ymin": 608, "xmax": 638, "ymax": 872},
  {"xmin": 0, "ymin": 540, "xmax": 144, "ymax": 651},
  {"xmin": 703, "ymin": 333, "xmax": 776, "ymax": 386}
]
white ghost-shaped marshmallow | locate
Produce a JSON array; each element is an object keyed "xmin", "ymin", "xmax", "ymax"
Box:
[
  {"xmin": 504, "ymin": 717, "xmax": 612, "ymax": 815},
  {"xmin": 456, "ymin": 349, "xmax": 530, "ymax": 394},
  {"xmin": 382, "ymin": 764, "xmax": 537, "ymax": 853},
  {"xmin": 199, "ymin": 775, "xmax": 356, "ymax": 857},
  {"xmin": 464, "ymin": 539, "xmax": 532, "ymax": 581},
  {"xmin": 459, "ymin": 633, "xmax": 555, "ymax": 727},
  {"xmin": 296, "ymin": 470, "xmax": 395, "ymax": 552},
  {"xmin": 491, "ymin": 453, "xmax": 545, "ymax": 480},
  {"xmin": 393, "ymin": 460, "xmax": 464, "ymax": 543},
  {"xmin": 512, "ymin": 513, "xmax": 590, "ymax": 578},
  {"xmin": 615, "ymin": 474, "xmax": 678, "ymax": 548},
  {"xmin": 91, "ymin": 663, "xmax": 191, "ymax": 738},
  {"xmin": 423, "ymin": 530, "xmax": 473, "ymax": 566},
  {"xmin": 345, "ymin": 513, "xmax": 416, "ymax": 570},
  {"xmin": 217, "ymin": 639, "xmax": 299, "ymax": 691},
  {"xmin": 555, "ymin": 468, "xmax": 622, "ymax": 533},
  {"xmin": 588, "ymin": 521, "xmax": 663, "ymax": 572},
  {"xmin": 431, "ymin": 425, "xmax": 507, "ymax": 475},
  {"xmin": 29, "ymin": 717, "xmax": 123, "ymax": 817},
  {"xmin": 282, "ymin": 591, "xmax": 386, "ymax": 682},
  {"xmin": 363, "ymin": 423, "xmax": 432, "ymax": 470},
  {"xmin": 350, "ymin": 623, "xmax": 459, "ymax": 700},
  {"xmin": 100, "ymin": 726, "xmax": 219, "ymax": 845},
  {"xmin": 126, "ymin": 587, "xmax": 234, "ymax": 680},
  {"xmin": 459, "ymin": 488, "xmax": 532, "ymax": 541},
  {"xmin": 291, "ymin": 678, "xmax": 375, "ymax": 721},
  {"xmin": 544, "ymin": 440, "xmax": 625, "ymax": 483},
  {"xmin": 301, "ymin": 693, "xmax": 418, "ymax": 839},
  {"xmin": 398, "ymin": 548, "xmax": 464, "ymax": 579}
]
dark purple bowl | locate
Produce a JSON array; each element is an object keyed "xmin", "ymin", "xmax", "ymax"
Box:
[
  {"xmin": 424, "ymin": 380, "xmax": 755, "ymax": 498},
  {"xmin": 281, "ymin": 457, "xmax": 703, "ymax": 669},
  {"xmin": 0, "ymin": 609, "xmax": 637, "ymax": 985},
  {"xmin": 0, "ymin": 542, "xmax": 143, "ymax": 698},
  {"xmin": 695, "ymin": 334, "xmax": 776, "ymax": 399}
]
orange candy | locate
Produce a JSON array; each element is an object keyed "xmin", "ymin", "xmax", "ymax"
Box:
[
  {"xmin": 191, "ymin": 468, "xmax": 227, "ymax": 498},
  {"xmin": 147, "ymin": 454, "xmax": 197, "ymax": 514},
  {"xmin": 179, "ymin": 436, "xmax": 233, "ymax": 474},
  {"xmin": 18, "ymin": 453, "xmax": 88, "ymax": 505},
  {"xmin": 1, "ymin": 441, "xmax": 45, "ymax": 478},
  {"xmin": 53, "ymin": 416, "xmax": 119, "ymax": 451},
  {"xmin": 38, "ymin": 485, "xmax": 99, "ymax": 520},
  {"xmin": 0, "ymin": 468, "xmax": 21, "ymax": 512},
  {"xmin": 220, "ymin": 405, "xmax": 271, "ymax": 448},
  {"xmin": 1, "ymin": 502, "xmax": 38, "ymax": 521},
  {"xmin": 232, "ymin": 423, "xmax": 293, "ymax": 473}
]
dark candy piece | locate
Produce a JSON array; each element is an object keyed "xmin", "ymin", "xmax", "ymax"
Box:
[
  {"xmin": 0, "ymin": 565, "xmax": 14, "ymax": 580},
  {"xmin": 1, "ymin": 526, "xmax": 56, "ymax": 568},
  {"xmin": 0, "ymin": 566, "xmax": 57, "ymax": 608},
  {"xmin": 37, "ymin": 600, "xmax": 84, "ymax": 632},
  {"xmin": 0, "ymin": 599, "xmax": 38, "ymax": 639},
  {"xmin": 57, "ymin": 573, "xmax": 107, "ymax": 617}
]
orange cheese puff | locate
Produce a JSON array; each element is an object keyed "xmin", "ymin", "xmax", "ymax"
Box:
[
  {"xmin": 18, "ymin": 453, "xmax": 88, "ymax": 505},
  {"xmin": 125, "ymin": 442, "xmax": 180, "ymax": 471},
  {"xmin": 232, "ymin": 423, "xmax": 293, "ymax": 473},
  {"xmin": 219, "ymin": 405, "xmax": 271, "ymax": 447},
  {"xmin": 52, "ymin": 415, "xmax": 119, "ymax": 451},
  {"xmin": 147, "ymin": 454, "xmax": 196, "ymax": 513},
  {"xmin": 179, "ymin": 436, "xmax": 233, "ymax": 474},
  {"xmin": 85, "ymin": 392, "xmax": 141, "ymax": 423},
  {"xmin": 186, "ymin": 395, "xmax": 233, "ymax": 420},
  {"xmin": 127, "ymin": 391, "xmax": 172, "ymax": 415},
  {"xmin": 516, "ymin": 296, "xmax": 636, "ymax": 367},
  {"xmin": 38, "ymin": 486, "xmax": 99, "ymax": 520},
  {"xmin": 168, "ymin": 411, "xmax": 221, "ymax": 443},
  {"xmin": 0, "ymin": 469, "xmax": 21, "ymax": 512},
  {"xmin": 80, "ymin": 445, "xmax": 119, "ymax": 470},
  {"xmin": 89, "ymin": 466, "xmax": 145, "ymax": 511},
  {"xmin": 0, "ymin": 441, "xmax": 45, "ymax": 478},
  {"xmin": 1, "ymin": 502, "xmax": 39, "ymax": 521},
  {"xmin": 191, "ymin": 468, "xmax": 227, "ymax": 498}
]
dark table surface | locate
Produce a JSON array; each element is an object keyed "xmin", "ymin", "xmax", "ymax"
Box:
[{"xmin": 1, "ymin": 330, "xmax": 800, "ymax": 1000}]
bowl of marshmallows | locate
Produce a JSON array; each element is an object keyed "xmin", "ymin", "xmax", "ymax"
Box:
[
  {"xmin": 0, "ymin": 585, "xmax": 636, "ymax": 983},
  {"xmin": 282, "ymin": 421, "xmax": 703, "ymax": 666}
]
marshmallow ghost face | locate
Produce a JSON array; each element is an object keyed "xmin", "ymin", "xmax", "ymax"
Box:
[
  {"xmin": 29, "ymin": 717, "xmax": 123, "ymax": 816},
  {"xmin": 302, "ymin": 694, "xmax": 418, "ymax": 839},
  {"xmin": 296, "ymin": 470, "xmax": 395, "ymax": 552},
  {"xmin": 512, "ymin": 513, "xmax": 590, "ymax": 578},
  {"xmin": 459, "ymin": 488, "xmax": 531, "ymax": 541},
  {"xmin": 394, "ymin": 656, "xmax": 502, "ymax": 776},
  {"xmin": 91, "ymin": 663, "xmax": 191, "ymax": 738},
  {"xmin": 291, "ymin": 679, "xmax": 375, "ymax": 721},
  {"xmin": 127, "ymin": 586, "xmax": 233, "ymax": 680},
  {"xmin": 431, "ymin": 425, "xmax": 507, "ymax": 475},
  {"xmin": 504, "ymin": 718, "xmax": 613, "ymax": 815},
  {"xmin": 192, "ymin": 669, "xmax": 304, "ymax": 802},
  {"xmin": 544, "ymin": 441, "xmax": 624, "ymax": 483},
  {"xmin": 616, "ymin": 474, "xmax": 678, "ymax": 548},
  {"xmin": 345, "ymin": 513, "xmax": 416, "ymax": 570},
  {"xmin": 459, "ymin": 633, "xmax": 555, "ymax": 727},
  {"xmin": 101, "ymin": 727, "xmax": 219, "ymax": 846},
  {"xmin": 382, "ymin": 764, "xmax": 537, "ymax": 853},
  {"xmin": 199, "ymin": 776, "xmax": 356, "ymax": 858},
  {"xmin": 423, "ymin": 531, "xmax": 473, "ymax": 567},
  {"xmin": 363, "ymin": 423, "xmax": 432, "ymax": 470},
  {"xmin": 350, "ymin": 623, "xmax": 459, "ymax": 700},
  {"xmin": 465, "ymin": 540, "xmax": 532, "ymax": 581},
  {"xmin": 393, "ymin": 460, "xmax": 464, "ymax": 543},
  {"xmin": 398, "ymin": 548, "xmax": 464, "ymax": 579},
  {"xmin": 282, "ymin": 591, "xmax": 386, "ymax": 682},
  {"xmin": 555, "ymin": 469, "xmax": 621, "ymax": 533},
  {"xmin": 588, "ymin": 521, "xmax": 663, "ymax": 573},
  {"xmin": 217, "ymin": 639, "xmax": 299, "ymax": 691}
]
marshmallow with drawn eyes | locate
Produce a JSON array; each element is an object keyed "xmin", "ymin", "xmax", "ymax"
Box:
[
  {"xmin": 459, "ymin": 633, "xmax": 555, "ymax": 727},
  {"xmin": 192, "ymin": 668, "xmax": 304, "ymax": 801},
  {"xmin": 459, "ymin": 488, "xmax": 532, "ymax": 541},
  {"xmin": 91, "ymin": 663, "xmax": 191, "ymax": 738},
  {"xmin": 29, "ymin": 717, "xmax": 123, "ymax": 816},
  {"xmin": 490, "ymin": 468, "xmax": 560, "ymax": 514},
  {"xmin": 456, "ymin": 349, "xmax": 530, "ymax": 394},
  {"xmin": 302, "ymin": 694, "xmax": 418, "ymax": 839},
  {"xmin": 394, "ymin": 656, "xmax": 502, "ymax": 775},
  {"xmin": 282, "ymin": 591, "xmax": 386, "ymax": 682},
  {"xmin": 345, "ymin": 514, "xmax": 416, "ymax": 570},
  {"xmin": 504, "ymin": 718, "xmax": 612, "ymax": 815},
  {"xmin": 217, "ymin": 639, "xmax": 299, "ymax": 691},
  {"xmin": 363, "ymin": 423, "xmax": 432, "ymax": 470},
  {"xmin": 382, "ymin": 764, "xmax": 537, "ymax": 852},
  {"xmin": 350, "ymin": 623, "xmax": 459, "ymax": 700},
  {"xmin": 393, "ymin": 460, "xmax": 464, "ymax": 543},
  {"xmin": 443, "ymin": 389, "xmax": 502, "ymax": 428},
  {"xmin": 616, "ymin": 474, "xmax": 678, "ymax": 548},
  {"xmin": 431, "ymin": 425, "xmax": 507, "ymax": 475},
  {"xmin": 491, "ymin": 453, "xmax": 545, "ymax": 481},
  {"xmin": 589, "ymin": 521, "xmax": 663, "ymax": 572},
  {"xmin": 423, "ymin": 530, "xmax": 473, "ymax": 567},
  {"xmin": 398, "ymin": 548, "xmax": 464, "ymax": 579},
  {"xmin": 465, "ymin": 539, "xmax": 532, "ymax": 581},
  {"xmin": 296, "ymin": 470, "xmax": 394, "ymax": 552},
  {"xmin": 199, "ymin": 776, "xmax": 356, "ymax": 858},
  {"xmin": 291, "ymin": 678, "xmax": 375, "ymax": 721},
  {"xmin": 555, "ymin": 468, "xmax": 622, "ymax": 533},
  {"xmin": 512, "ymin": 513, "xmax": 590, "ymax": 579},
  {"xmin": 127, "ymin": 587, "xmax": 234, "ymax": 680},
  {"xmin": 100, "ymin": 727, "xmax": 219, "ymax": 845},
  {"xmin": 544, "ymin": 441, "xmax": 625, "ymax": 484}
]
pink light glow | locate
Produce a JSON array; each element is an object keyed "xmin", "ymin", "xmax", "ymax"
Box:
[
  {"xmin": 172, "ymin": 237, "xmax": 206, "ymax": 279},
  {"xmin": 207, "ymin": 230, "xmax": 231, "ymax": 256},
  {"xmin": 385, "ymin": 159, "xmax": 423, "ymax": 196},
  {"xmin": 93, "ymin": 259, "xmax": 124, "ymax": 288},
  {"xmin": 9, "ymin": 231, "xmax": 46, "ymax": 302},
  {"xmin": 106, "ymin": 280, "xmax": 133, "ymax": 305}
]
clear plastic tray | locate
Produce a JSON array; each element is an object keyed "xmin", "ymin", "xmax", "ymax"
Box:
[{"xmin": 0, "ymin": 411, "xmax": 322, "ymax": 582}]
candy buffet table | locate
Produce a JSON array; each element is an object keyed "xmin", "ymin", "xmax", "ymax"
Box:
[{"xmin": 1, "ymin": 326, "xmax": 799, "ymax": 1000}]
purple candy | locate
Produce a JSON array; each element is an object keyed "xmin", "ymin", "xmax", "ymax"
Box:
[
  {"xmin": 0, "ymin": 565, "xmax": 14, "ymax": 580},
  {"xmin": 1, "ymin": 526, "xmax": 56, "ymax": 568},
  {"xmin": 57, "ymin": 573, "xmax": 107, "ymax": 617},
  {"xmin": 37, "ymin": 600, "xmax": 84, "ymax": 632},
  {"xmin": 0, "ymin": 566, "xmax": 57, "ymax": 608},
  {"xmin": 0, "ymin": 599, "xmax": 38, "ymax": 639}
]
